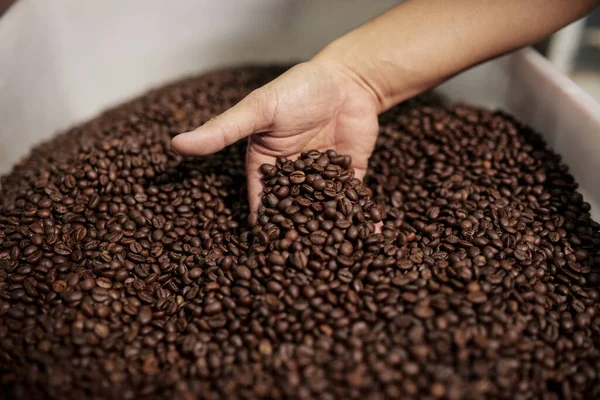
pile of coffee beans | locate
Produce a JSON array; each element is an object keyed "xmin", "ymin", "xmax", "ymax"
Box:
[{"xmin": 0, "ymin": 66, "xmax": 599, "ymax": 400}]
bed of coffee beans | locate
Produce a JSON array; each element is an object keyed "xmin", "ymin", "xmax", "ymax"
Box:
[{"xmin": 0, "ymin": 66, "xmax": 599, "ymax": 400}]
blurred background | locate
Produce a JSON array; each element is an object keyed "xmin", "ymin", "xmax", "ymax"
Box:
[
  {"xmin": 535, "ymin": 8, "xmax": 600, "ymax": 103},
  {"xmin": 2, "ymin": 0, "xmax": 597, "ymax": 101}
]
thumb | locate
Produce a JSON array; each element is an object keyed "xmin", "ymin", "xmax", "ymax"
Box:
[{"xmin": 171, "ymin": 88, "xmax": 275, "ymax": 156}]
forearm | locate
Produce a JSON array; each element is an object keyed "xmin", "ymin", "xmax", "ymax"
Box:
[{"xmin": 314, "ymin": 0, "xmax": 598, "ymax": 112}]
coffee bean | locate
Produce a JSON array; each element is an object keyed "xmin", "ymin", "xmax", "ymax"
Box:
[
  {"xmin": 80, "ymin": 279, "xmax": 96, "ymax": 291},
  {"xmin": 268, "ymin": 252, "xmax": 286, "ymax": 266},
  {"xmin": 1, "ymin": 67, "xmax": 598, "ymax": 400},
  {"xmin": 235, "ymin": 265, "xmax": 252, "ymax": 280},
  {"xmin": 93, "ymin": 323, "xmax": 110, "ymax": 339},
  {"xmin": 91, "ymin": 287, "xmax": 110, "ymax": 303},
  {"xmin": 188, "ymin": 268, "xmax": 203, "ymax": 279},
  {"xmin": 95, "ymin": 277, "xmax": 112, "ymax": 289},
  {"xmin": 248, "ymin": 212, "xmax": 259, "ymax": 228},
  {"xmin": 53, "ymin": 243, "xmax": 72, "ymax": 256},
  {"xmin": 51, "ymin": 280, "xmax": 67, "ymax": 293},
  {"xmin": 129, "ymin": 242, "xmax": 143, "ymax": 254},
  {"xmin": 290, "ymin": 170, "xmax": 306, "ymax": 184},
  {"xmin": 266, "ymin": 281, "xmax": 283, "ymax": 293},
  {"xmin": 62, "ymin": 291, "xmax": 83, "ymax": 303},
  {"xmin": 264, "ymin": 193, "xmax": 279, "ymax": 208},
  {"xmin": 260, "ymin": 164, "xmax": 277, "ymax": 178},
  {"xmin": 467, "ymin": 291, "xmax": 488, "ymax": 304},
  {"xmin": 137, "ymin": 306, "xmax": 153, "ymax": 325},
  {"xmin": 204, "ymin": 300, "xmax": 222, "ymax": 315},
  {"xmin": 291, "ymin": 251, "xmax": 308, "ymax": 269},
  {"xmin": 414, "ymin": 305, "xmax": 435, "ymax": 319}
]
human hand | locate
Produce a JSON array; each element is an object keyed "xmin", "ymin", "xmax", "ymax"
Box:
[
  {"xmin": 172, "ymin": 0, "xmax": 598, "ymax": 212},
  {"xmin": 171, "ymin": 60, "xmax": 381, "ymax": 211}
]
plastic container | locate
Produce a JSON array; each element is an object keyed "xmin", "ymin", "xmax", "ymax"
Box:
[{"xmin": 1, "ymin": 0, "xmax": 599, "ymax": 220}]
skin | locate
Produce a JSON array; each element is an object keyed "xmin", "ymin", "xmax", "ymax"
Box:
[{"xmin": 172, "ymin": 0, "xmax": 599, "ymax": 210}]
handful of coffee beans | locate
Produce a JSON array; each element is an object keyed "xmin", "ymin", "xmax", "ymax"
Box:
[{"xmin": 0, "ymin": 66, "xmax": 599, "ymax": 399}]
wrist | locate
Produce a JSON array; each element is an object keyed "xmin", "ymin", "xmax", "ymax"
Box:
[
  {"xmin": 312, "ymin": 35, "xmax": 437, "ymax": 114},
  {"xmin": 311, "ymin": 42, "xmax": 386, "ymax": 114}
]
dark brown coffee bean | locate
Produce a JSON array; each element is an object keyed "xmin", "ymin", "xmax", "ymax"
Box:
[
  {"xmin": 51, "ymin": 280, "xmax": 67, "ymax": 293},
  {"xmin": 188, "ymin": 268, "xmax": 203, "ymax": 279},
  {"xmin": 260, "ymin": 164, "xmax": 277, "ymax": 178},
  {"xmin": 1, "ymin": 68, "xmax": 598, "ymax": 400},
  {"xmin": 137, "ymin": 306, "xmax": 153, "ymax": 325},
  {"xmin": 93, "ymin": 323, "xmax": 110, "ymax": 339},
  {"xmin": 309, "ymin": 231, "xmax": 327, "ymax": 245},
  {"xmin": 54, "ymin": 242, "xmax": 72, "ymax": 256},
  {"xmin": 63, "ymin": 291, "xmax": 83, "ymax": 303},
  {"xmin": 290, "ymin": 170, "xmax": 306, "ymax": 184},
  {"xmin": 248, "ymin": 212, "xmax": 259, "ymax": 228},
  {"xmin": 413, "ymin": 305, "xmax": 435, "ymax": 319},
  {"xmin": 311, "ymin": 179, "xmax": 326, "ymax": 191},
  {"xmin": 91, "ymin": 287, "xmax": 110, "ymax": 303},
  {"xmin": 80, "ymin": 279, "xmax": 96, "ymax": 291},
  {"xmin": 284, "ymin": 206, "xmax": 300, "ymax": 216},
  {"xmin": 291, "ymin": 251, "xmax": 308, "ymax": 269},
  {"xmin": 467, "ymin": 291, "xmax": 488, "ymax": 304},
  {"xmin": 235, "ymin": 265, "xmax": 252, "ymax": 280},
  {"xmin": 204, "ymin": 301, "xmax": 222, "ymax": 315}
]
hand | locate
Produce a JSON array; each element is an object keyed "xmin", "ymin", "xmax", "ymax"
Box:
[{"xmin": 171, "ymin": 60, "xmax": 381, "ymax": 210}]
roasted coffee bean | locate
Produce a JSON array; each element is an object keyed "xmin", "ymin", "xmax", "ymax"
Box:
[
  {"xmin": 137, "ymin": 306, "xmax": 153, "ymax": 325},
  {"xmin": 289, "ymin": 170, "xmax": 306, "ymax": 184},
  {"xmin": 0, "ymin": 67, "xmax": 598, "ymax": 400},
  {"xmin": 79, "ymin": 279, "xmax": 96, "ymax": 292},
  {"xmin": 51, "ymin": 280, "xmax": 67, "ymax": 293},
  {"xmin": 235, "ymin": 265, "xmax": 252, "ymax": 280},
  {"xmin": 204, "ymin": 300, "xmax": 222, "ymax": 315},
  {"xmin": 188, "ymin": 268, "xmax": 203, "ymax": 280}
]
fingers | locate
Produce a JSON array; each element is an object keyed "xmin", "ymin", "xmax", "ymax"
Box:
[
  {"xmin": 171, "ymin": 88, "xmax": 276, "ymax": 156},
  {"xmin": 245, "ymin": 140, "xmax": 277, "ymax": 212},
  {"xmin": 335, "ymin": 119, "xmax": 379, "ymax": 183},
  {"xmin": 352, "ymin": 166, "xmax": 367, "ymax": 183}
]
